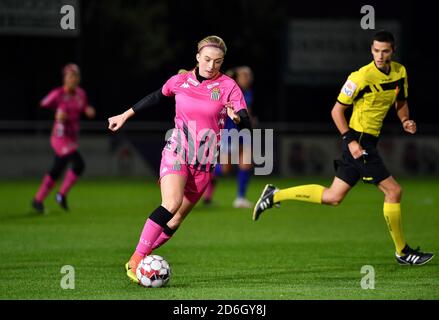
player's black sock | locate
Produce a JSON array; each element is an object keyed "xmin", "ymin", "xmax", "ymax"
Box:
[
  {"xmin": 163, "ymin": 224, "xmax": 178, "ymax": 236},
  {"xmin": 149, "ymin": 206, "xmax": 174, "ymax": 228}
]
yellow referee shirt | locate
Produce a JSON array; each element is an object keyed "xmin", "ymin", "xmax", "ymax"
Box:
[{"xmin": 337, "ymin": 61, "xmax": 408, "ymax": 137}]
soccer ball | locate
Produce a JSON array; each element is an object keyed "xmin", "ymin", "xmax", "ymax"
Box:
[{"xmin": 136, "ymin": 255, "xmax": 171, "ymax": 288}]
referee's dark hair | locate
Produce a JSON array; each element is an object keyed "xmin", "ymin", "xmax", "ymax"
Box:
[{"xmin": 373, "ymin": 30, "xmax": 395, "ymax": 50}]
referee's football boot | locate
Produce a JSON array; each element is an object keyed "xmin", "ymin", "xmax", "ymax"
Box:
[
  {"xmin": 395, "ymin": 245, "xmax": 434, "ymax": 266},
  {"xmin": 253, "ymin": 184, "xmax": 280, "ymax": 221}
]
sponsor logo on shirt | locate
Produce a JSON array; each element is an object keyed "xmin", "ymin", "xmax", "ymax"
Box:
[
  {"xmin": 207, "ymin": 82, "xmax": 220, "ymax": 89},
  {"xmin": 187, "ymin": 78, "xmax": 199, "ymax": 86},
  {"xmin": 210, "ymin": 88, "xmax": 221, "ymax": 101},
  {"xmin": 341, "ymin": 79, "xmax": 358, "ymax": 97},
  {"xmin": 180, "ymin": 82, "xmax": 190, "ymax": 88}
]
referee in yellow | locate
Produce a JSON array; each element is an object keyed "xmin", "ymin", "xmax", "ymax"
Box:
[{"xmin": 253, "ymin": 30, "xmax": 433, "ymax": 266}]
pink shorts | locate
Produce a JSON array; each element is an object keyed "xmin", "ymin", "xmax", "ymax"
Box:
[
  {"xmin": 51, "ymin": 136, "xmax": 78, "ymax": 157},
  {"xmin": 159, "ymin": 148, "xmax": 213, "ymax": 204}
]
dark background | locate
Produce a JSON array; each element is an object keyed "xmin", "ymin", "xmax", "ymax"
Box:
[{"xmin": 0, "ymin": 0, "xmax": 437, "ymax": 127}]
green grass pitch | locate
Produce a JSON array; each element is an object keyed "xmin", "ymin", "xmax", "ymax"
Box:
[{"xmin": 0, "ymin": 177, "xmax": 438, "ymax": 299}]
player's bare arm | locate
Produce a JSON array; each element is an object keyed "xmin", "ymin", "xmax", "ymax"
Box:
[
  {"xmin": 331, "ymin": 101, "xmax": 365, "ymax": 159},
  {"xmin": 226, "ymin": 102, "xmax": 240, "ymax": 124},
  {"xmin": 395, "ymin": 100, "xmax": 416, "ymax": 134},
  {"xmin": 226, "ymin": 102, "xmax": 253, "ymax": 131}
]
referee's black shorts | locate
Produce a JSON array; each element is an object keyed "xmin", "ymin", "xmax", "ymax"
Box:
[{"xmin": 334, "ymin": 130, "xmax": 390, "ymax": 186}]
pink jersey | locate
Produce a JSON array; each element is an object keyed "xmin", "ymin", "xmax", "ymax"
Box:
[
  {"xmin": 162, "ymin": 71, "xmax": 247, "ymax": 171},
  {"xmin": 41, "ymin": 87, "xmax": 88, "ymax": 141},
  {"xmin": 41, "ymin": 87, "xmax": 88, "ymax": 157}
]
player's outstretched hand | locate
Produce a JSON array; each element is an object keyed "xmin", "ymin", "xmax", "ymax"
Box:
[
  {"xmin": 85, "ymin": 106, "xmax": 96, "ymax": 119},
  {"xmin": 108, "ymin": 113, "xmax": 127, "ymax": 131},
  {"xmin": 226, "ymin": 102, "xmax": 240, "ymax": 124},
  {"xmin": 108, "ymin": 108, "xmax": 135, "ymax": 131},
  {"xmin": 403, "ymin": 119, "xmax": 417, "ymax": 134}
]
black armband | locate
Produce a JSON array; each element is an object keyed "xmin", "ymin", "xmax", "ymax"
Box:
[
  {"xmin": 132, "ymin": 88, "xmax": 168, "ymax": 113},
  {"xmin": 341, "ymin": 129, "xmax": 356, "ymax": 144},
  {"xmin": 236, "ymin": 109, "xmax": 252, "ymax": 130}
]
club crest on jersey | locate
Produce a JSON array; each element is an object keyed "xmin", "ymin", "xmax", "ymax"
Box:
[{"xmin": 210, "ymin": 88, "xmax": 220, "ymax": 101}]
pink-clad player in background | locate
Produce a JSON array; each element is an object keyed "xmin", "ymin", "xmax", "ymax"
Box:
[
  {"xmin": 108, "ymin": 35, "xmax": 253, "ymax": 284},
  {"xmin": 32, "ymin": 63, "xmax": 96, "ymax": 213}
]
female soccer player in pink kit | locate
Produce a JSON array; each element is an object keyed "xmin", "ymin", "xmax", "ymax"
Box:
[
  {"xmin": 32, "ymin": 63, "xmax": 96, "ymax": 213},
  {"xmin": 108, "ymin": 35, "xmax": 252, "ymax": 283}
]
